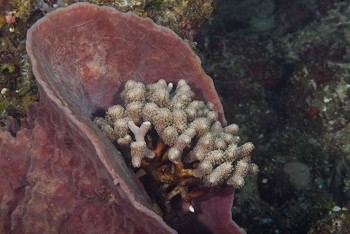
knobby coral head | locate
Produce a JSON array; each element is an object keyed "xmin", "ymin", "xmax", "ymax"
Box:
[{"xmin": 25, "ymin": 2, "xmax": 257, "ymax": 233}]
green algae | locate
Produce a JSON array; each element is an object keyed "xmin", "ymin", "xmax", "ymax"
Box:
[
  {"xmin": 149, "ymin": 0, "xmax": 163, "ymax": 9},
  {"xmin": 21, "ymin": 93, "xmax": 36, "ymax": 111},
  {"xmin": 0, "ymin": 64, "xmax": 15, "ymax": 73}
]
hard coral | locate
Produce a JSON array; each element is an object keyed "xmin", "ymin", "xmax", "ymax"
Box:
[{"xmin": 96, "ymin": 79, "xmax": 258, "ymax": 217}]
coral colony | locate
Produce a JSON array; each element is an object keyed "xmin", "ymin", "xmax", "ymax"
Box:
[{"xmin": 94, "ymin": 79, "xmax": 258, "ymax": 217}]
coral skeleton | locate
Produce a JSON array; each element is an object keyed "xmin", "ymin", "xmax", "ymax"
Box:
[
  {"xmin": 128, "ymin": 121, "xmax": 155, "ymax": 167},
  {"xmin": 94, "ymin": 79, "xmax": 258, "ymax": 215}
]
